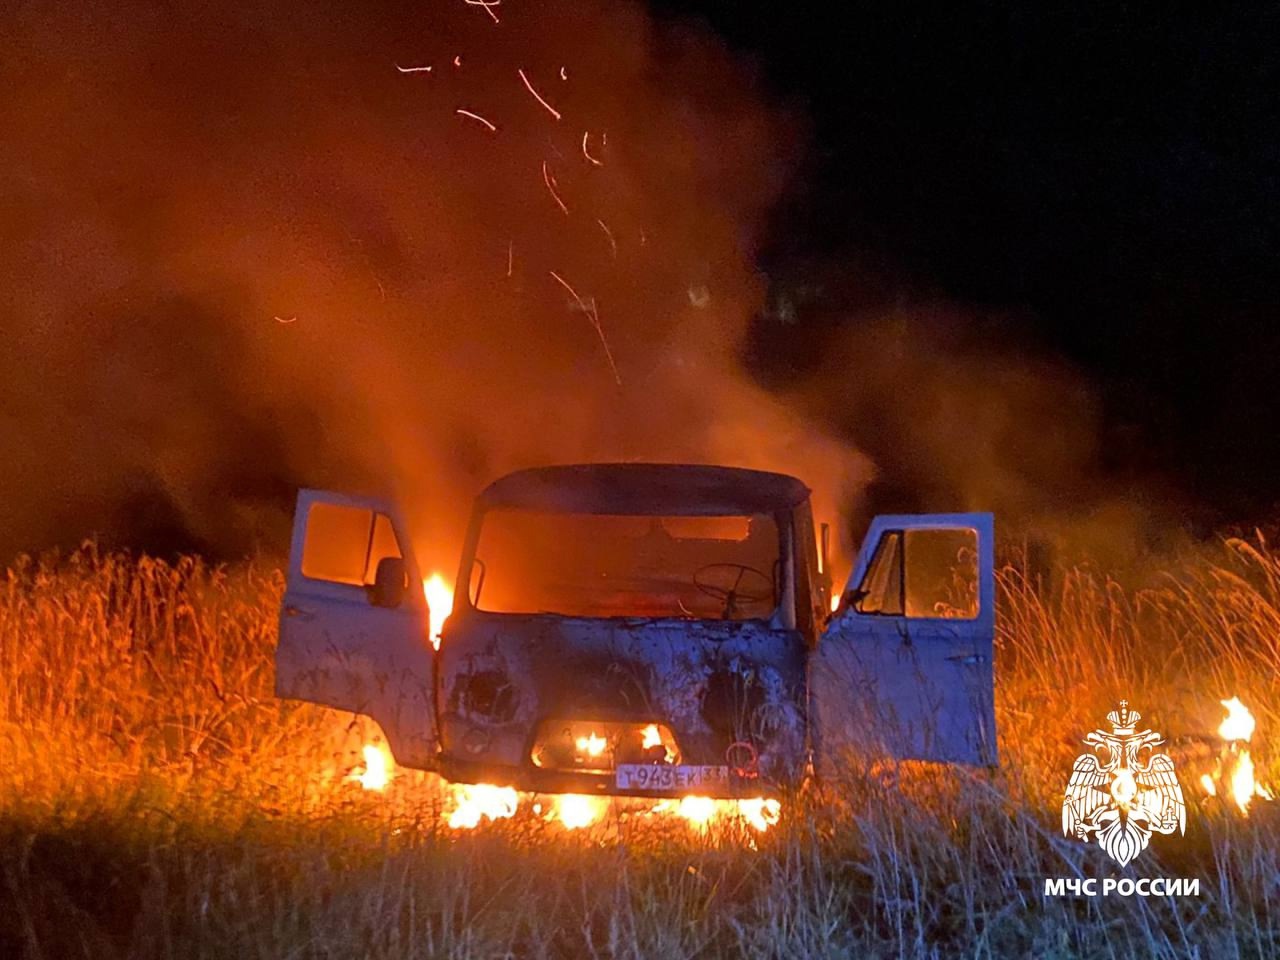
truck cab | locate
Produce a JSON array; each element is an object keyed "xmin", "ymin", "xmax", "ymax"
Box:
[{"xmin": 276, "ymin": 463, "xmax": 996, "ymax": 799}]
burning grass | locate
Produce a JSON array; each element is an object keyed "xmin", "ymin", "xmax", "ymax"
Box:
[{"xmin": 1, "ymin": 541, "xmax": 1278, "ymax": 957}]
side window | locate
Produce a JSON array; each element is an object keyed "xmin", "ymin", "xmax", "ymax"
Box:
[
  {"xmin": 855, "ymin": 531, "xmax": 903, "ymax": 615},
  {"xmin": 300, "ymin": 502, "xmax": 403, "ymax": 586},
  {"xmin": 853, "ymin": 527, "xmax": 978, "ymax": 619},
  {"xmin": 904, "ymin": 528, "xmax": 978, "ymax": 619}
]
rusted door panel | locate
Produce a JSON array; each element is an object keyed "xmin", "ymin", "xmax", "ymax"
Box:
[
  {"xmin": 276, "ymin": 489, "xmax": 438, "ymax": 769},
  {"xmin": 812, "ymin": 513, "xmax": 996, "ymax": 769}
]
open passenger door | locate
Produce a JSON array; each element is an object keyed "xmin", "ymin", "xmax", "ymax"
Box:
[
  {"xmin": 275, "ymin": 489, "xmax": 438, "ymax": 769},
  {"xmin": 811, "ymin": 513, "xmax": 996, "ymax": 770}
]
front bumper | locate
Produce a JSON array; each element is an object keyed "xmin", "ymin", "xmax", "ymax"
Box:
[{"xmin": 438, "ymin": 755, "xmax": 779, "ymax": 799}]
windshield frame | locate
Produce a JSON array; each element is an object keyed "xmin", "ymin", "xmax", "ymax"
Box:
[{"xmin": 453, "ymin": 501, "xmax": 800, "ymax": 630}]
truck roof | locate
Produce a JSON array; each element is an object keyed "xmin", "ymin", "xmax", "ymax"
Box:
[{"xmin": 476, "ymin": 463, "xmax": 811, "ymax": 517}]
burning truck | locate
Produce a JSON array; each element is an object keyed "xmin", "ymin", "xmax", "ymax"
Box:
[{"xmin": 275, "ymin": 463, "xmax": 996, "ymax": 804}]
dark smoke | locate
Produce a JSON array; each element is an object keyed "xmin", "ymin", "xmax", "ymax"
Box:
[{"xmin": 0, "ymin": 0, "xmax": 1134, "ymax": 573}]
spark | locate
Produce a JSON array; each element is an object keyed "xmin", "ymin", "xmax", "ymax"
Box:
[
  {"xmin": 542, "ymin": 160, "xmax": 568, "ymax": 214},
  {"xmin": 395, "ymin": 63, "xmax": 433, "ymax": 74},
  {"xmin": 453, "ymin": 55, "xmax": 462, "ymax": 68},
  {"xmin": 456, "ymin": 109, "xmax": 497, "ymax": 132},
  {"xmin": 559, "ymin": 66, "xmax": 568, "ymax": 80},
  {"xmin": 549, "ymin": 271, "xmax": 622, "ymax": 385},
  {"xmin": 587, "ymin": 299, "xmax": 620, "ymax": 385},
  {"xmin": 597, "ymin": 218, "xmax": 617, "ymax": 258},
  {"xmin": 506, "ymin": 240, "xmax": 513, "ymax": 277},
  {"xmin": 518, "ymin": 68, "xmax": 562, "ymax": 121},
  {"xmin": 581, "ymin": 131, "xmax": 604, "ymax": 166},
  {"xmin": 464, "ymin": 0, "xmax": 500, "ymax": 24},
  {"xmin": 273, "ymin": 315, "xmax": 297, "ymax": 324}
]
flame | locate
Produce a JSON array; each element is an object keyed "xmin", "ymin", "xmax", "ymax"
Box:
[
  {"xmin": 347, "ymin": 742, "xmax": 394, "ymax": 791},
  {"xmin": 639, "ymin": 723, "xmax": 677, "ymax": 762},
  {"xmin": 1218, "ymin": 696, "xmax": 1257, "ymax": 742},
  {"xmin": 436, "ymin": 781, "xmax": 777, "ymax": 833},
  {"xmin": 422, "ymin": 574, "xmax": 453, "ymax": 649},
  {"xmin": 640, "ymin": 724, "xmax": 662, "ymax": 750},
  {"xmin": 738, "ymin": 797, "xmax": 782, "ymax": 831},
  {"xmin": 676, "ymin": 795, "xmax": 716, "ymax": 827},
  {"xmin": 1203, "ymin": 697, "xmax": 1273, "ymax": 815},
  {"xmin": 446, "ymin": 783, "xmax": 519, "ymax": 829},
  {"xmin": 575, "ymin": 731, "xmax": 607, "ymax": 758},
  {"xmin": 554, "ymin": 793, "xmax": 607, "ymax": 829},
  {"xmin": 658, "ymin": 795, "xmax": 780, "ymax": 832},
  {"xmin": 1230, "ymin": 750, "xmax": 1259, "ymax": 812}
]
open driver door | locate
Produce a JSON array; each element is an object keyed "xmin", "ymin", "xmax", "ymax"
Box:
[
  {"xmin": 275, "ymin": 489, "xmax": 438, "ymax": 770},
  {"xmin": 811, "ymin": 513, "xmax": 996, "ymax": 772}
]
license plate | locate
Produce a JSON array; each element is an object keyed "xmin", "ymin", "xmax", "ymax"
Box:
[{"xmin": 615, "ymin": 763, "xmax": 730, "ymax": 792}]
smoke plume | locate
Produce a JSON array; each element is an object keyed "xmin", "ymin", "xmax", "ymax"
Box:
[{"xmin": 0, "ymin": 0, "xmax": 1124, "ymax": 572}]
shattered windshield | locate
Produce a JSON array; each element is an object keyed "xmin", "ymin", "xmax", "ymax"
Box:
[{"xmin": 470, "ymin": 509, "xmax": 782, "ymax": 620}]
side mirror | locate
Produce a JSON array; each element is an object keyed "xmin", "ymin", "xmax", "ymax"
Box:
[{"xmin": 370, "ymin": 556, "xmax": 407, "ymax": 608}]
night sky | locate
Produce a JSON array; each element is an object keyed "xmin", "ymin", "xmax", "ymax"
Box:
[{"xmin": 668, "ymin": 1, "xmax": 1280, "ymax": 521}]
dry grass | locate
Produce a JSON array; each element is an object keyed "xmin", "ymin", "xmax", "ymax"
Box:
[{"xmin": 0, "ymin": 541, "xmax": 1277, "ymax": 958}]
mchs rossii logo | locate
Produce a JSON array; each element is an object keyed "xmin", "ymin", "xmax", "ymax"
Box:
[{"xmin": 1062, "ymin": 700, "xmax": 1186, "ymax": 866}]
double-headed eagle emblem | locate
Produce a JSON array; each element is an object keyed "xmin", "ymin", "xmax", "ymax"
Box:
[{"xmin": 1062, "ymin": 701, "xmax": 1186, "ymax": 866}]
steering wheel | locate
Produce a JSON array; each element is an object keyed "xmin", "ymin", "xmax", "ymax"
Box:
[{"xmin": 693, "ymin": 563, "xmax": 774, "ymax": 618}]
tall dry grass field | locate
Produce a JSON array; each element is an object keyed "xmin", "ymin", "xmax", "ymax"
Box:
[{"xmin": 0, "ymin": 541, "xmax": 1276, "ymax": 958}]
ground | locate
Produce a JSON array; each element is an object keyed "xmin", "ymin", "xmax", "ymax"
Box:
[{"xmin": 0, "ymin": 543, "xmax": 1276, "ymax": 958}]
